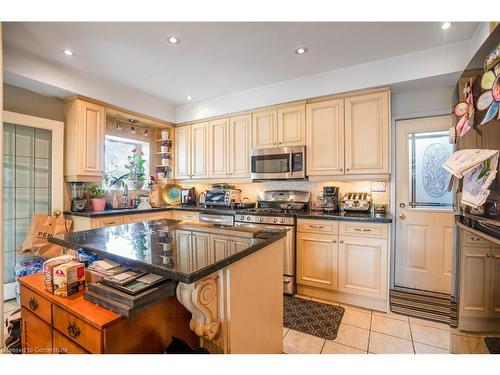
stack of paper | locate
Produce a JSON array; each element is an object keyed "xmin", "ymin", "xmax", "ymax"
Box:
[
  {"xmin": 442, "ymin": 149, "xmax": 499, "ymax": 209},
  {"xmin": 88, "ymin": 259, "xmax": 130, "ymax": 277}
]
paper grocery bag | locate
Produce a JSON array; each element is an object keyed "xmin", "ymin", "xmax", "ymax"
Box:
[{"xmin": 18, "ymin": 213, "xmax": 73, "ymax": 258}]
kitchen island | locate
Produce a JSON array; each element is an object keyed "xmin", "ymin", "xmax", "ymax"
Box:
[{"xmin": 49, "ymin": 219, "xmax": 286, "ymax": 354}]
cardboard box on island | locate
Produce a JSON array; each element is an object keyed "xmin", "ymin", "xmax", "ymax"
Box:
[{"xmin": 53, "ymin": 262, "xmax": 85, "ymax": 297}]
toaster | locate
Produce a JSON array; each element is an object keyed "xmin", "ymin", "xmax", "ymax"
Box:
[{"xmin": 342, "ymin": 192, "xmax": 372, "ymax": 212}]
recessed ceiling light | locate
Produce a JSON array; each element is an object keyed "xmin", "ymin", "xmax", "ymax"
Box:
[
  {"xmin": 167, "ymin": 36, "xmax": 181, "ymax": 44},
  {"xmin": 441, "ymin": 22, "xmax": 451, "ymax": 30},
  {"xmin": 295, "ymin": 47, "xmax": 308, "ymax": 55},
  {"xmin": 186, "ymin": 95, "xmax": 193, "ymax": 101},
  {"xmin": 63, "ymin": 49, "xmax": 74, "ymax": 56}
]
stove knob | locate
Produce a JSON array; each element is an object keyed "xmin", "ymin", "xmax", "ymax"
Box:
[
  {"xmin": 272, "ymin": 217, "xmax": 278, "ymax": 223},
  {"xmin": 240, "ymin": 215, "xmax": 245, "ymax": 221},
  {"xmin": 246, "ymin": 216, "xmax": 251, "ymax": 222},
  {"xmin": 259, "ymin": 217, "xmax": 264, "ymax": 223},
  {"xmin": 280, "ymin": 218, "xmax": 286, "ymax": 224}
]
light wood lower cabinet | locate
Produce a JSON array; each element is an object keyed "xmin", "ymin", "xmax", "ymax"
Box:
[
  {"xmin": 493, "ymin": 247, "xmax": 500, "ymax": 317},
  {"xmin": 296, "ymin": 219, "xmax": 389, "ymax": 311},
  {"xmin": 297, "ymin": 233, "xmax": 338, "ymax": 290},
  {"xmin": 338, "ymin": 236, "xmax": 387, "ymax": 299}
]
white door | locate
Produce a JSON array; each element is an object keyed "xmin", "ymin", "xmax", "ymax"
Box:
[
  {"xmin": 2, "ymin": 111, "xmax": 64, "ymax": 301},
  {"xmin": 395, "ymin": 115, "xmax": 454, "ymax": 294}
]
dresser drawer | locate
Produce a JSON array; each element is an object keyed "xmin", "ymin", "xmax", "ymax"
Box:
[
  {"xmin": 52, "ymin": 304, "xmax": 102, "ymax": 353},
  {"xmin": 297, "ymin": 219, "xmax": 338, "ymax": 234},
  {"xmin": 53, "ymin": 329, "xmax": 89, "ymax": 354},
  {"xmin": 339, "ymin": 222, "xmax": 388, "ymax": 239},
  {"xmin": 21, "ymin": 307, "xmax": 53, "ymax": 354},
  {"xmin": 20, "ymin": 285, "xmax": 52, "ymax": 324},
  {"xmin": 463, "ymin": 231, "xmax": 490, "ymax": 248}
]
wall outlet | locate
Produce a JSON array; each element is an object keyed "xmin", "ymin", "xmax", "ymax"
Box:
[{"xmin": 371, "ymin": 181, "xmax": 386, "ymax": 192}]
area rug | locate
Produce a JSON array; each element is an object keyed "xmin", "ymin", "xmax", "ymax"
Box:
[
  {"xmin": 283, "ymin": 295, "xmax": 344, "ymax": 340},
  {"xmin": 484, "ymin": 337, "xmax": 500, "ymax": 354}
]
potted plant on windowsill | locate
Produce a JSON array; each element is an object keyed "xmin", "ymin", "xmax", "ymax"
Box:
[
  {"xmin": 88, "ymin": 185, "xmax": 107, "ymax": 211},
  {"xmin": 125, "ymin": 147, "xmax": 147, "ymax": 190}
]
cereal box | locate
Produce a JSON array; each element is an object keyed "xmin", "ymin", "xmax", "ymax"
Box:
[
  {"xmin": 43, "ymin": 255, "xmax": 76, "ymax": 293},
  {"xmin": 53, "ymin": 262, "xmax": 85, "ymax": 297}
]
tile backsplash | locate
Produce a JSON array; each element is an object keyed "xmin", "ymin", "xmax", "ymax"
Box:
[{"xmin": 178, "ymin": 180, "xmax": 390, "ymax": 208}]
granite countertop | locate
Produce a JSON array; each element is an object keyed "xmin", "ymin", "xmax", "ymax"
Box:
[
  {"xmin": 64, "ymin": 205, "xmax": 237, "ymax": 218},
  {"xmin": 295, "ymin": 210, "xmax": 392, "ymax": 223},
  {"xmin": 49, "ymin": 219, "xmax": 286, "ymax": 284}
]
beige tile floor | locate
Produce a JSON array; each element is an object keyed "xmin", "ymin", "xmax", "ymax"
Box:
[
  {"xmin": 1, "ymin": 297, "xmax": 495, "ymax": 354},
  {"xmin": 283, "ymin": 295, "xmax": 494, "ymax": 354}
]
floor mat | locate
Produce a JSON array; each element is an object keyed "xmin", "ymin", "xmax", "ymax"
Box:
[
  {"xmin": 484, "ymin": 337, "xmax": 500, "ymax": 354},
  {"xmin": 283, "ymin": 295, "xmax": 344, "ymax": 340}
]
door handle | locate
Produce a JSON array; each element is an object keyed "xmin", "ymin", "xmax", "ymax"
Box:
[{"xmin": 399, "ymin": 214, "xmax": 406, "ymax": 220}]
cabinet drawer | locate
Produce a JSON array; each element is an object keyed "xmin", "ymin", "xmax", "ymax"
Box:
[
  {"xmin": 339, "ymin": 222, "xmax": 388, "ymax": 239},
  {"xmin": 53, "ymin": 329, "xmax": 89, "ymax": 354},
  {"xmin": 463, "ymin": 231, "xmax": 490, "ymax": 248},
  {"xmin": 297, "ymin": 219, "xmax": 338, "ymax": 234},
  {"xmin": 21, "ymin": 307, "xmax": 53, "ymax": 354},
  {"xmin": 52, "ymin": 305, "xmax": 102, "ymax": 353},
  {"xmin": 124, "ymin": 212, "xmax": 166, "ymax": 224},
  {"xmin": 170, "ymin": 210, "xmax": 200, "ymax": 222},
  {"xmin": 91, "ymin": 216, "xmax": 124, "ymax": 228},
  {"xmin": 20, "ymin": 285, "xmax": 52, "ymax": 324}
]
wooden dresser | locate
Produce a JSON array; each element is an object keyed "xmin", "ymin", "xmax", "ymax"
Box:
[{"xmin": 19, "ymin": 273, "xmax": 196, "ymax": 354}]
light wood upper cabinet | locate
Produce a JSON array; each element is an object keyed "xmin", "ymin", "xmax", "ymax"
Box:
[
  {"xmin": 209, "ymin": 118, "xmax": 230, "ymax": 178},
  {"xmin": 64, "ymin": 99, "xmax": 106, "ymax": 181},
  {"xmin": 338, "ymin": 236, "xmax": 387, "ymax": 299},
  {"xmin": 229, "ymin": 114, "xmax": 252, "ymax": 178},
  {"xmin": 277, "ymin": 104, "xmax": 306, "ymax": 146},
  {"xmin": 297, "ymin": 232, "xmax": 338, "ymax": 290},
  {"xmin": 306, "ymin": 99, "xmax": 345, "ymax": 176},
  {"xmin": 191, "ymin": 122, "xmax": 209, "ymax": 179},
  {"xmin": 252, "ymin": 105, "xmax": 306, "ymax": 149},
  {"xmin": 460, "ymin": 246, "xmax": 491, "ymax": 317},
  {"xmin": 252, "ymin": 109, "xmax": 277, "ymax": 149},
  {"xmin": 344, "ymin": 91, "xmax": 390, "ymax": 174},
  {"xmin": 174, "ymin": 126, "xmax": 191, "ymax": 179}
]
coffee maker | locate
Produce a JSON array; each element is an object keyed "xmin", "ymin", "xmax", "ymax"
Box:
[
  {"xmin": 181, "ymin": 187, "xmax": 196, "ymax": 206},
  {"xmin": 70, "ymin": 182, "xmax": 87, "ymax": 212},
  {"xmin": 323, "ymin": 186, "xmax": 339, "ymax": 213}
]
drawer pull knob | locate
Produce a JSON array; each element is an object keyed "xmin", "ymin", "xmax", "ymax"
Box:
[
  {"xmin": 470, "ymin": 237, "xmax": 481, "ymax": 241},
  {"xmin": 339, "ymin": 240, "xmax": 344, "ymax": 244},
  {"xmin": 332, "ymin": 240, "xmax": 337, "ymax": 244},
  {"xmin": 309, "ymin": 225, "xmax": 324, "ymax": 229},
  {"xmin": 68, "ymin": 321, "xmax": 81, "ymax": 339},
  {"xmin": 29, "ymin": 297, "xmax": 38, "ymax": 311}
]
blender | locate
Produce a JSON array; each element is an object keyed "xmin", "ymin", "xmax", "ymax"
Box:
[{"xmin": 70, "ymin": 182, "xmax": 87, "ymax": 212}]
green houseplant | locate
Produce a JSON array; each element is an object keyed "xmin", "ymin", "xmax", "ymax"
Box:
[
  {"xmin": 88, "ymin": 184, "xmax": 107, "ymax": 211},
  {"xmin": 125, "ymin": 147, "xmax": 147, "ymax": 190}
]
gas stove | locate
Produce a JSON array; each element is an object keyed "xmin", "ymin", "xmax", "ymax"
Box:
[{"xmin": 234, "ymin": 190, "xmax": 310, "ymax": 226}]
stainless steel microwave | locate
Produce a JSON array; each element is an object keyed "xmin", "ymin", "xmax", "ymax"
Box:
[{"xmin": 250, "ymin": 146, "xmax": 306, "ymax": 181}]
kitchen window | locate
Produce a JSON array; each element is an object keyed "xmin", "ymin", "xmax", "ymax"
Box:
[{"xmin": 104, "ymin": 135, "xmax": 150, "ymax": 188}]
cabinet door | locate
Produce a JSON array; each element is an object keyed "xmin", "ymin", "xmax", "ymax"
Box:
[
  {"xmin": 91, "ymin": 216, "xmax": 124, "ymax": 228},
  {"xmin": 174, "ymin": 126, "xmax": 191, "ymax": 179},
  {"xmin": 459, "ymin": 247, "xmax": 491, "ymax": 317},
  {"xmin": 344, "ymin": 91, "xmax": 390, "ymax": 174},
  {"xmin": 277, "ymin": 104, "xmax": 305, "ymax": 146},
  {"xmin": 296, "ymin": 232, "xmax": 337, "ymax": 290},
  {"xmin": 491, "ymin": 247, "xmax": 500, "ymax": 316},
  {"xmin": 209, "ymin": 118, "xmax": 230, "ymax": 178},
  {"xmin": 338, "ymin": 236, "xmax": 387, "ymax": 299},
  {"xmin": 191, "ymin": 122, "xmax": 210, "ymax": 179},
  {"xmin": 231, "ymin": 236, "xmax": 253, "ymax": 254},
  {"xmin": 210, "ymin": 234, "xmax": 231, "ymax": 262},
  {"xmin": 191, "ymin": 232, "xmax": 210, "ymax": 269},
  {"xmin": 78, "ymin": 100, "xmax": 105, "ymax": 176},
  {"xmin": 252, "ymin": 109, "xmax": 277, "ymax": 149},
  {"xmin": 175, "ymin": 230, "xmax": 193, "ymax": 272},
  {"xmin": 306, "ymin": 99, "xmax": 345, "ymax": 175},
  {"xmin": 21, "ymin": 307, "xmax": 53, "ymax": 354},
  {"xmin": 229, "ymin": 114, "xmax": 252, "ymax": 178}
]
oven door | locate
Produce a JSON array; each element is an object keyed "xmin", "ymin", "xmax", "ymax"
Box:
[
  {"xmin": 205, "ymin": 191, "xmax": 227, "ymax": 206},
  {"xmin": 234, "ymin": 222, "xmax": 295, "ymax": 294},
  {"xmin": 250, "ymin": 146, "xmax": 305, "ymax": 180}
]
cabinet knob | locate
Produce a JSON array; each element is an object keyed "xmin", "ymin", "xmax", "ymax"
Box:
[
  {"xmin": 339, "ymin": 240, "xmax": 344, "ymax": 244},
  {"xmin": 29, "ymin": 297, "xmax": 38, "ymax": 311},
  {"xmin": 346, "ymin": 168, "xmax": 350, "ymax": 172},
  {"xmin": 340, "ymin": 168, "xmax": 343, "ymax": 172},
  {"xmin": 470, "ymin": 237, "xmax": 481, "ymax": 241},
  {"xmin": 332, "ymin": 240, "xmax": 337, "ymax": 244},
  {"xmin": 68, "ymin": 321, "xmax": 81, "ymax": 339}
]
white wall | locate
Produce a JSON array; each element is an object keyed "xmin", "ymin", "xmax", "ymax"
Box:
[
  {"xmin": 392, "ymin": 85, "xmax": 454, "ymax": 119},
  {"xmin": 175, "ymin": 40, "xmax": 470, "ymax": 123}
]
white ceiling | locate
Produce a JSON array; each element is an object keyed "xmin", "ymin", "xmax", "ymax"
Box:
[{"xmin": 3, "ymin": 22, "xmax": 478, "ymax": 106}]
